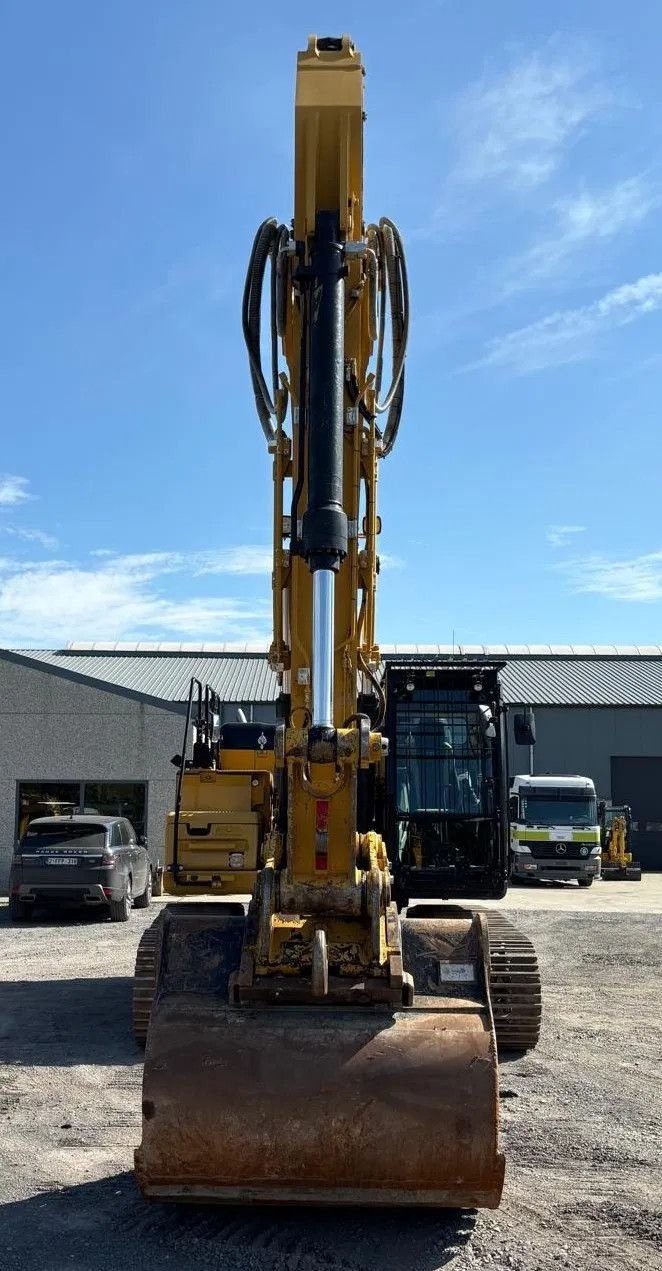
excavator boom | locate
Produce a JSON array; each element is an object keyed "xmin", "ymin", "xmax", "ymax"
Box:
[{"xmin": 134, "ymin": 34, "xmax": 533, "ymax": 1209}]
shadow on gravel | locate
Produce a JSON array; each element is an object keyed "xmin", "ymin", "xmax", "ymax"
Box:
[
  {"xmin": 509, "ymin": 878, "xmax": 578, "ymax": 890},
  {"xmin": 0, "ymin": 977, "xmax": 138, "ymax": 1066},
  {"xmin": 1, "ymin": 1172, "xmax": 477, "ymax": 1271},
  {"xmin": 0, "ymin": 904, "xmax": 112, "ymax": 928}
]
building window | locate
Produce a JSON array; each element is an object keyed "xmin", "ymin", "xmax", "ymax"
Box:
[
  {"xmin": 17, "ymin": 782, "xmax": 81, "ymax": 840},
  {"xmin": 16, "ymin": 780, "xmax": 147, "ymax": 841},
  {"xmin": 83, "ymin": 783, "xmax": 147, "ymax": 836}
]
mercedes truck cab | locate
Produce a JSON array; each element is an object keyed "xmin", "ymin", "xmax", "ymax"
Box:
[{"xmin": 509, "ymin": 774, "xmax": 600, "ymax": 886}]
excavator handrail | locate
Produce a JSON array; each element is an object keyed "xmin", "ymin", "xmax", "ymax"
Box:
[
  {"xmin": 170, "ymin": 677, "xmax": 202, "ymax": 877},
  {"xmin": 171, "ymin": 678, "xmax": 224, "ymax": 877}
]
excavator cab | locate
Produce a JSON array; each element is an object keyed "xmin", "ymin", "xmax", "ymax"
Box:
[{"xmin": 383, "ymin": 660, "xmax": 510, "ymax": 908}]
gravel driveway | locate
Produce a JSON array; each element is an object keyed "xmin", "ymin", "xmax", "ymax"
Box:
[{"xmin": 1, "ymin": 880, "xmax": 660, "ymax": 1271}]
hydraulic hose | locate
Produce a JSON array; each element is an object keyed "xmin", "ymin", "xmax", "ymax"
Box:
[
  {"xmin": 370, "ymin": 217, "xmax": 409, "ymax": 456},
  {"xmin": 242, "ymin": 218, "xmax": 289, "ymax": 443},
  {"xmin": 244, "ymin": 215, "xmax": 408, "ymax": 454},
  {"xmin": 358, "ymin": 649, "xmax": 386, "ymax": 729},
  {"xmin": 243, "ymin": 213, "xmax": 408, "ymax": 456}
]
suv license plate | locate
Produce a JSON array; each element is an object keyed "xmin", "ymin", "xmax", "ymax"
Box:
[{"xmin": 47, "ymin": 857, "xmax": 76, "ymax": 866}]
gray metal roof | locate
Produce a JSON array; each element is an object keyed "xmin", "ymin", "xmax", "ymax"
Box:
[
  {"xmin": 498, "ymin": 657, "xmax": 662, "ymax": 707},
  {"xmin": 8, "ymin": 649, "xmax": 279, "ymax": 703},
  {"xmin": 63, "ymin": 641, "xmax": 662, "ymax": 657},
  {"xmin": 6, "ymin": 645, "xmax": 662, "ymax": 708}
]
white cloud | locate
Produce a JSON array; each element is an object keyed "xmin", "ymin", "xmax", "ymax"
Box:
[
  {"xmin": 0, "ymin": 543, "xmax": 409, "ymax": 644},
  {"xmin": 453, "ymin": 43, "xmax": 610, "ymax": 192},
  {"xmin": 0, "ymin": 526, "xmax": 58, "ymax": 549},
  {"xmin": 191, "ymin": 546, "xmax": 273, "ymax": 575},
  {"xmin": 558, "ymin": 551, "xmax": 662, "ymax": 602},
  {"xmin": 556, "ymin": 177, "xmax": 654, "ymax": 240},
  {"xmin": 0, "ymin": 547, "xmax": 273, "ymax": 645},
  {"xmin": 503, "ymin": 175, "xmax": 657, "ymax": 294},
  {"xmin": 473, "ymin": 271, "xmax": 662, "ymax": 373},
  {"xmin": 546, "ymin": 525, "xmax": 586, "ymax": 548},
  {"xmin": 81, "ymin": 547, "xmax": 272, "ymax": 581},
  {"xmin": 380, "ymin": 552, "xmax": 405, "ymax": 571},
  {"xmin": 0, "ymin": 475, "xmax": 33, "ymax": 506}
]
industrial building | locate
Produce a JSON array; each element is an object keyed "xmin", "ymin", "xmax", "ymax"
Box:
[{"xmin": 2, "ymin": 641, "xmax": 662, "ymax": 888}]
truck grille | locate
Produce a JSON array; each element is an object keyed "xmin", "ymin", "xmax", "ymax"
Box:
[{"xmin": 526, "ymin": 842, "xmax": 589, "ymax": 861}]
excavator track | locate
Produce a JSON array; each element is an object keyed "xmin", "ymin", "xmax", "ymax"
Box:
[
  {"xmin": 132, "ymin": 903, "xmax": 247, "ymax": 1047},
  {"xmin": 485, "ymin": 912, "xmax": 542, "ymax": 1052},
  {"xmin": 133, "ymin": 915, "xmax": 164, "ymax": 1047}
]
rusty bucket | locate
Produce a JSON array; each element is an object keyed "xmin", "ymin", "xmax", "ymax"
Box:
[{"xmin": 135, "ymin": 909, "xmax": 504, "ymax": 1208}]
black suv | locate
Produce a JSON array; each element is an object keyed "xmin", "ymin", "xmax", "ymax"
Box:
[{"xmin": 9, "ymin": 815, "xmax": 163, "ymax": 922}]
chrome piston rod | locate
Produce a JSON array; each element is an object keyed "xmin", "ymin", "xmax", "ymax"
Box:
[{"xmin": 312, "ymin": 568, "xmax": 335, "ymax": 727}]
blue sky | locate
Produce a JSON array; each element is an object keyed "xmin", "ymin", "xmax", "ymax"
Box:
[{"xmin": 2, "ymin": 1, "xmax": 662, "ymax": 647}]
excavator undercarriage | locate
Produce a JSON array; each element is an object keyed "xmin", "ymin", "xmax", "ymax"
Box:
[{"xmin": 135, "ymin": 33, "xmax": 541, "ymax": 1209}]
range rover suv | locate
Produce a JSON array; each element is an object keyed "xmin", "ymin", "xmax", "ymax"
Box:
[{"xmin": 8, "ymin": 815, "xmax": 162, "ymax": 922}]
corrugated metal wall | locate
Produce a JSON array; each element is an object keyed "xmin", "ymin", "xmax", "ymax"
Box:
[{"xmin": 508, "ymin": 705, "xmax": 662, "ymax": 868}]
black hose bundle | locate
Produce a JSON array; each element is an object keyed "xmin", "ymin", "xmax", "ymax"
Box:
[
  {"xmin": 372, "ymin": 217, "xmax": 409, "ymax": 457},
  {"xmin": 242, "ymin": 215, "xmax": 409, "ymax": 456},
  {"xmin": 242, "ymin": 218, "xmax": 289, "ymax": 443}
]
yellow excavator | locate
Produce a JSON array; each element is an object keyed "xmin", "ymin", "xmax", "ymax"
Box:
[
  {"xmin": 598, "ymin": 803, "xmax": 642, "ymax": 881},
  {"xmin": 134, "ymin": 34, "xmax": 541, "ymax": 1209}
]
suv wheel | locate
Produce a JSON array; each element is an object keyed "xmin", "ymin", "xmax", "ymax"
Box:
[
  {"xmin": 134, "ymin": 869, "xmax": 153, "ymax": 910},
  {"xmin": 577, "ymin": 877, "xmax": 593, "ymax": 888},
  {"xmin": 9, "ymin": 896, "xmax": 33, "ymax": 923},
  {"xmin": 109, "ymin": 877, "xmax": 132, "ymax": 922}
]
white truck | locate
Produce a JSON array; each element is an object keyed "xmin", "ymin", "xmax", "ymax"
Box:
[{"xmin": 509, "ymin": 774, "xmax": 601, "ymax": 887}]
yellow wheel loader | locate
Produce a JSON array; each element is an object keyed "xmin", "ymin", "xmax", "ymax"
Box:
[{"xmin": 134, "ymin": 34, "xmax": 541, "ymax": 1209}]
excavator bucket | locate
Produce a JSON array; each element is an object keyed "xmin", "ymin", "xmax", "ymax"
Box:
[{"xmin": 135, "ymin": 908, "xmax": 504, "ymax": 1208}]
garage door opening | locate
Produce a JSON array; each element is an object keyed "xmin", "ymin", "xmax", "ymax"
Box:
[
  {"xmin": 17, "ymin": 781, "xmax": 147, "ymax": 841},
  {"xmin": 611, "ymin": 756, "xmax": 662, "ymax": 870}
]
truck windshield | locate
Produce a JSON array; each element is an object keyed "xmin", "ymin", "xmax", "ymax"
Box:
[
  {"xmin": 395, "ymin": 707, "xmax": 494, "ymax": 817},
  {"xmin": 520, "ymin": 795, "xmax": 597, "ymax": 827}
]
